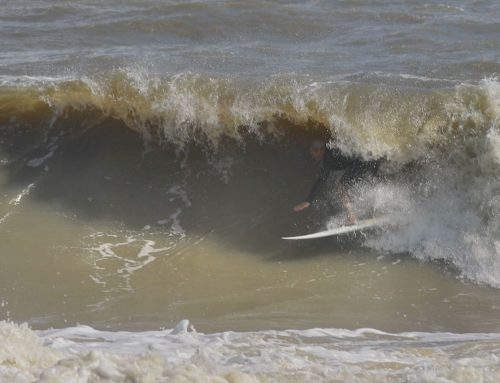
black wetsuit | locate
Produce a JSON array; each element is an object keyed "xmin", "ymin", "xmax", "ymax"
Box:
[{"xmin": 306, "ymin": 148, "xmax": 379, "ymax": 204}]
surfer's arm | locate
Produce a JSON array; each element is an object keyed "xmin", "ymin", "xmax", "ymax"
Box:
[{"xmin": 293, "ymin": 167, "xmax": 330, "ymax": 212}]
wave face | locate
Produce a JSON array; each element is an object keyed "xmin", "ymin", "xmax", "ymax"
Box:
[
  {"xmin": 1, "ymin": 320, "xmax": 500, "ymax": 382},
  {"xmin": 1, "ymin": 72, "xmax": 500, "ymax": 289}
]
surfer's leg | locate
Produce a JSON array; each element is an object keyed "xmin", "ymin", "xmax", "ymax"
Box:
[
  {"xmin": 337, "ymin": 178, "xmax": 356, "ymax": 225},
  {"xmin": 339, "ymin": 163, "xmax": 370, "ymax": 225}
]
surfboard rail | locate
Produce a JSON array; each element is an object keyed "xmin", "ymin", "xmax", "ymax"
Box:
[{"xmin": 282, "ymin": 215, "xmax": 392, "ymax": 240}]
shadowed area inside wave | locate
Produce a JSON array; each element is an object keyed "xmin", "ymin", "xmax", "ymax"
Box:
[
  {"xmin": 0, "ymin": 114, "xmax": 320, "ymax": 252},
  {"xmin": 0, "ymin": 112, "xmax": 388, "ymax": 257}
]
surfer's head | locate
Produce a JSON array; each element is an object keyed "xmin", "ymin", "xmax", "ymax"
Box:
[{"xmin": 309, "ymin": 140, "xmax": 326, "ymax": 162}]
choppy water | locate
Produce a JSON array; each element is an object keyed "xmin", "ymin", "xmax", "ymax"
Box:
[{"xmin": 1, "ymin": 0, "xmax": 500, "ymax": 381}]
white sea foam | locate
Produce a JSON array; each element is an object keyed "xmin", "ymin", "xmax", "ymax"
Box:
[
  {"xmin": 0, "ymin": 75, "xmax": 77, "ymax": 88},
  {"xmin": 8, "ymin": 183, "xmax": 35, "ymax": 206},
  {"xmin": 324, "ymin": 78, "xmax": 500, "ymax": 287},
  {"xmin": 1, "ymin": 321, "xmax": 500, "ymax": 382},
  {"xmin": 86, "ymin": 233, "xmax": 174, "ymax": 292},
  {"xmin": 26, "ymin": 146, "xmax": 58, "ymax": 168}
]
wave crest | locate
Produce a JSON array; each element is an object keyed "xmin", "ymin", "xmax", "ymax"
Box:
[{"xmin": 2, "ymin": 71, "xmax": 499, "ymax": 162}]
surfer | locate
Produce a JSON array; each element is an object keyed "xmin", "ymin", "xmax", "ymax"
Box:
[{"xmin": 293, "ymin": 140, "xmax": 379, "ymax": 225}]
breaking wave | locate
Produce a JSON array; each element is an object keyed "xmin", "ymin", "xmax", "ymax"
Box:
[{"xmin": 1, "ymin": 70, "xmax": 500, "ymax": 287}]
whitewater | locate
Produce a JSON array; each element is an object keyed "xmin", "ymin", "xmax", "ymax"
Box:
[{"xmin": 1, "ymin": 320, "xmax": 500, "ymax": 382}]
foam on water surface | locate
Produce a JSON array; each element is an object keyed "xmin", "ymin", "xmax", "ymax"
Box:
[
  {"xmin": 85, "ymin": 231, "xmax": 177, "ymax": 292},
  {"xmin": 1, "ymin": 320, "xmax": 500, "ymax": 382}
]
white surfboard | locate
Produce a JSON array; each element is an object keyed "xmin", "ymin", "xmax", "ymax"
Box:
[{"xmin": 282, "ymin": 215, "xmax": 391, "ymax": 240}]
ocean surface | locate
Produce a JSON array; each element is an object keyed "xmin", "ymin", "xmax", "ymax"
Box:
[{"xmin": 1, "ymin": 0, "xmax": 500, "ymax": 381}]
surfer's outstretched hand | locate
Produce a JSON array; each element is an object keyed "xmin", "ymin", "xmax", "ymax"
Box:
[{"xmin": 293, "ymin": 201, "xmax": 310, "ymax": 212}]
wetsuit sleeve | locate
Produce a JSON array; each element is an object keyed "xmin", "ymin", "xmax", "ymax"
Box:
[{"xmin": 306, "ymin": 165, "xmax": 331, "ymax": 204}]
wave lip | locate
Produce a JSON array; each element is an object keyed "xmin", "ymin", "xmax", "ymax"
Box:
[{"xmin": 1, "ymin": 71, "xmax": 499, "ymax": 159}]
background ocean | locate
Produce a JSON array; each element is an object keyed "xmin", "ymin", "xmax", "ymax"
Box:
[{"xmin": 1, "ymin": 0, "xmax": 500, "ymax": 381}]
